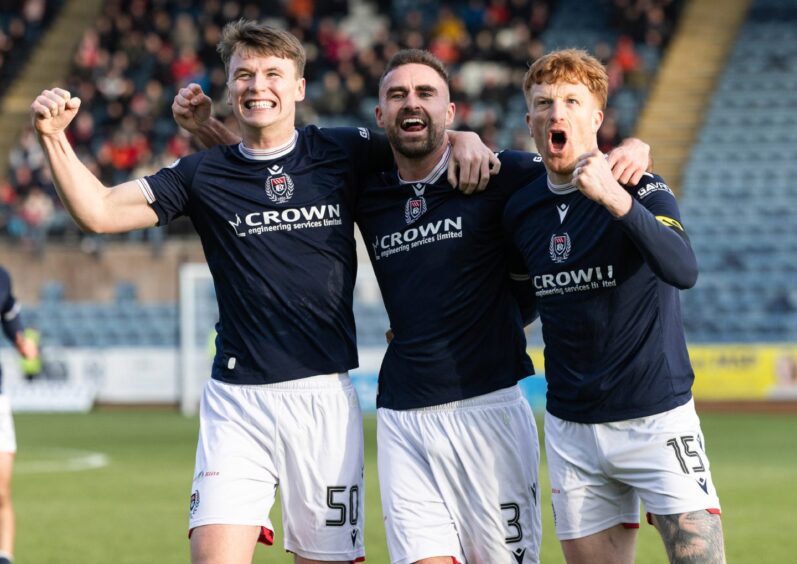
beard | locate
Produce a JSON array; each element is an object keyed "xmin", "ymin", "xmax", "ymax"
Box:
[{"xmin": 385, "ymin": 114, "xmax": 446, "ymax": 159}]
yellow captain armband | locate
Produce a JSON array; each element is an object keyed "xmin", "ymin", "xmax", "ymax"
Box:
[{"xmin": 655, "ymin": 215, "xmax": 684, "ymax": 231}]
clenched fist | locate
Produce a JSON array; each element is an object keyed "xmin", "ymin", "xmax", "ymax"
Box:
[
  {"xmin": 572, "ymin": 150, "xmax": 633, "ymax": 217},
  {"xmin": 172, "ymin": 82, "xmax": 212, "ymax": 133},
  {"xmin": 31, "ymin": 88, "xmax": 81, "ymax": 136}
]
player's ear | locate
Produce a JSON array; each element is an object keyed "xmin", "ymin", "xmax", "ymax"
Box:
[
  {"xmin": 445, "ymin": 102, "xmax": 455, "ymax": 127},
  {"xmin": 592, "ymin": 109, "xmax": 604, "ymax": 134},
  {"xmin": 295, "ymin": 77, "xmax": 306, "ymax": 102},
  {"xmin": 375, "ymin": 105, "xmax": 384, "ymax": 128},
  {"xmin": 525, "ymin": 113, "xmax": 533, "ymax": 136}
]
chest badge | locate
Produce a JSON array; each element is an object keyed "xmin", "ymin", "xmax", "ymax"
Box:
[
  {"xmin": 265, "ymin": 164, "xmax": 295, "ymax": 203},
  {"xmin": 404, "ymin": 182, "xmax": 428, "ymax": 224},
  {"xmin": 549, "ymin": 233, "xmax": 572, "ymax": 263}
]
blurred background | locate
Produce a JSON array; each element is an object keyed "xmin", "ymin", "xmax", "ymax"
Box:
[{"xmin": 0, "ymin": 0, "xmax": 795, "ymax": 562}]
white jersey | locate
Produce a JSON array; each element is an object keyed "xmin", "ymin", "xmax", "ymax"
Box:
[
  {"xmin": 189, "ymin": 374, "xmax": 365, "ymax": 561},
  {"xmin": 545, "ymin": 398, "xmax": 721, "ymax": 540},
  {"xmin": 378, "ymin": 386, "xmax": 540, "ymax": 564}
]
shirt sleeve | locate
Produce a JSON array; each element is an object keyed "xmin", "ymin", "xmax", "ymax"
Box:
[
  {"xmin": 322, "ymin": 127, "xmax": 394, "ymax": 174},
  {"xmin": 0, "ymin": 269, "xmax": 22, "ymax": 343},
  {"xmin": 492, "ymin": 151, "xmax": 547, "ymax": 198},
  {"xmin": 136, "ymin": 152, "xmax": 204, "ymax": 226},
  {"xmin": 617, "ymin": 175, "xmax": 698, "ymax": 289}
]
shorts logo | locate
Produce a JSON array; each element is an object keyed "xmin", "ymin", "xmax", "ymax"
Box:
[
  {"xmin": 513, "ymin": 547, "xmax": 527, "ymax": 563},
  {"xmin": 265, "ymin": 165, "xmax": 295, "ymax": 203},
  {"xmin": 404, "ymin": 183, "xmax": 428, "ymax": 224},
  {"xmin": 351, "ymin": 529, "xmax": 358, "ymax": 547},
  {"xmin": 189, "ymin": 490, "xmax": 200, "ymax": 516},
  {"xmin": 696, "ymin": 477, "xmax": 709, "ymax": 494},
  {"xmin": 549, "ymin": 233, "xmax": 572, "ymax": 263}
]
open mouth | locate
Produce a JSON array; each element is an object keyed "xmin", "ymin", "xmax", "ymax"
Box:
[
  {"xmin": 245, "ymin": 100, "xmax": 276, "ymax": 110},
  {"xmin": 550, "ymin": 129, "xmax": 567, "ymax": 151},
  {"xmin": 400, "ymin": 117, "xmax": 427, "ymax": 132}
]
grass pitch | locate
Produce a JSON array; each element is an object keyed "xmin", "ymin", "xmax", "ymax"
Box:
[{"xmin": 12, "ymin": 410, "xmax": 796, "ymax": 563}]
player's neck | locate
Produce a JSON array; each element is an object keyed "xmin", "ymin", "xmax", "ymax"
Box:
[
  {"xmin": 548, "ymin": 171, "xmax": 572, "ymax": 186},
  {"xmin": 394, "ymin": 138, "xmax": 451, "ymax": 183},
  {"xmin": 241, "ymin": 122, "xmax": 297, "ymax": 151}
]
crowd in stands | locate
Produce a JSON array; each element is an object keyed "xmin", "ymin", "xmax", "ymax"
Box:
[
  {"xmin": 2, "ymin": 0, "xmax": 681, "ymax": 251},
  {"xmin": 0, "ymin": 0, "xmax": 61, "ymax": 97}
]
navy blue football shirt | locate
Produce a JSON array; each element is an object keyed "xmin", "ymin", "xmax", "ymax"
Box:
[
  {"xmin": 504, "ymin": 172, "xmax": 698, "ymax": 423},
  {"xmin": 356, "ymin": 149, "xmax": 546, "ymax": 409},
  {"xmin": 139, "ymin": 126, "xmax": 391, "ymax": 385},
  {"xmin": 0, "ymin": 267, "xmax": 23, "ymax": 391}
]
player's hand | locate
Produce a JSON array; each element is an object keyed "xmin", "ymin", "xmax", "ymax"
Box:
[
  {"xmin": 573, "ymin": 150, "xmax": 632, "ymax": 217},
  {"xmin": 31, "ymin": 88, "xmax": 81, "ymax": 136},
  {"xmin": 447, "ymin": 131, "xmax": 501, "ymax": 194},
  {"xmin": 15, "ymin": 333, "xmax": 38, "ymax": 360},
  {"xmin": 606, "ymin": 137, "xmax": 651, "ymax": 186},
  {"xmin": 172, "ymin": 83, "xmax": 213, "ymax": 133}
]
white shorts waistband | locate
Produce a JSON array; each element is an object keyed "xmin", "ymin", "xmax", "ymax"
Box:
[
  {"xmin": 397, "ymin": 385, "xmax": 523, "ymax": 413},
  {"xmin": 212, "ymin": 372, "xmax": 351, "ymax": 392}
]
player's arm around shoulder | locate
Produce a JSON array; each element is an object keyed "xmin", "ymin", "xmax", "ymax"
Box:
[
  {"xmin": 31, "ymin": 88, "xmax": 158, "ymax": 234},
  {"xmin": 446, "ymin": 130, "xmax": 501, "ymax": 194}
]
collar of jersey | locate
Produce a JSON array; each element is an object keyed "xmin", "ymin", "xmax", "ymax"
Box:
[
  {"xmin": 547, "ymin": 176, "xmax": 578, "ymax": 195},
  {"xmin": 397, "ymin": 144, "xmax": 451, "ymax": 186},
  {"xmin": 238, "ymin": 130, "xmax": 299, "ymax": 161}
]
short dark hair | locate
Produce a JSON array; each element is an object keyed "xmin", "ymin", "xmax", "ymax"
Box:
[
  {"xmin": 217, "ymin": 19, "xmax": 306, "ymax": 79},
  {"xmin": 379, "ymin": 49, "xmax": 449, "ymax": 91}
]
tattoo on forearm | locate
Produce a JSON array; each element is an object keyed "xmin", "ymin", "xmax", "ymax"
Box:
[{"xmin": 652, "ymin": 511, "xmax": 726, "ymax": 564}]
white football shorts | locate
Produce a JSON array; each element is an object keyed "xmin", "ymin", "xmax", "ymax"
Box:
[
  {"xmin": 0, "ymin": 395, "xmax": 15, "ymax": 453},
  {"xmin": 545, "ymin": 398, "xmax": 722, "ymax": 540},
  {"xmin": 189, "ymin": 374, "xmax": 365, "ymax": 562},
  {"xmin": 378, "ymin": 385, "xmax": 541, "ymax": 564}
]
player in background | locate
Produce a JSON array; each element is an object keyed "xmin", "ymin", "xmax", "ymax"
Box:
[
  {"xmin": 30, "ymin": 20, "xmax": 494, "ymax": 564},
  {"xmin": 186, "ymin": 45, "xmax": 650, "ymax": 563},
  {"xmin": 503, "ymin": 48, "xmax": 726, "ymax": 564},
  {"xmin": 0, "ymin": 266, "xmax": 39, "ymax": 564}
]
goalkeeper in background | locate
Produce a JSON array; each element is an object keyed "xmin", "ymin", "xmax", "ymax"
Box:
[{"xmin": 0, "ymin": 266, "xmax": 39, "ymax": 564}]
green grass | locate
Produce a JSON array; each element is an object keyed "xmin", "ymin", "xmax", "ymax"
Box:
[{"xmin": 12, "ymin": 410, "xmax": 797, "ymax": 563}]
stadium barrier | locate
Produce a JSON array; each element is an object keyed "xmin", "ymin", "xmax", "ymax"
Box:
[{"xmin": 3, "ymin": 345, "xmax": 795, "ymax": 412}]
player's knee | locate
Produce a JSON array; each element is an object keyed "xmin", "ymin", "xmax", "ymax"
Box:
[{"xmin": 413, "ymin": 557, "xmax": 459, "ymax": 564}]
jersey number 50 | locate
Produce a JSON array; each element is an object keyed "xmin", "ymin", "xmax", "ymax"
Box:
[{"xmin": 326, "ymin": 485, "xmax": 360, "ymax": 526}]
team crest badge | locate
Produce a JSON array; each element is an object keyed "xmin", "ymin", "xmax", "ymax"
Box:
[
  {"xmin": 549, "ymin": 233, "xmax": 572, "ymax": 263},
  {"xmin": 265, "ymin": 164, "xmax": 295, "ymax": 203},
  {"xmin": 405, "ymin": 197, "xmax": 427, "ymax": 224},
  {"xmin": 404, "ymin": 182, "xmax": 428, "ymax": 224}
]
